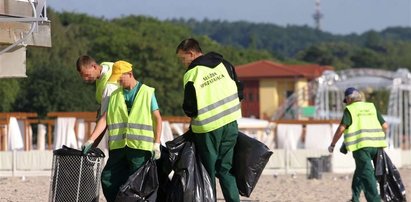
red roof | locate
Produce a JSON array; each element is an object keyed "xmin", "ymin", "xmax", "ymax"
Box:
[{"xmin": 235, "ymin": 60, "xmax": 333, "ymax": 80}]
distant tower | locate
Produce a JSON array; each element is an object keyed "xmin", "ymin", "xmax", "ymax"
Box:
[{"xmin": 313, "ymin": 0, "xmax": 323, "ymax": 31}]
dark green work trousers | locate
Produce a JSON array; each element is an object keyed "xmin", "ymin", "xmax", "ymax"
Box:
[
  {"xmin": 192, "ymin": 121, "xmax": 240, "ymax": 202},
  {"xmin": 351, "ymin": 147, "xmax": 380, "ymax": 202},
  {"xmin": 101, "ymin": 147, "xmax": 151, "ymax": 202}
]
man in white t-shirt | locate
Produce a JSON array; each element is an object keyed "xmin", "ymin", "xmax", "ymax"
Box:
[{"xmin": 76, "ymin": 55, "xmax": 119, "ymax": 150}]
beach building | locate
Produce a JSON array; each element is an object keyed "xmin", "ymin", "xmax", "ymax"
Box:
[{"xmin": 235, "ymin": 60, "xmax": 332, "ymax": 120}]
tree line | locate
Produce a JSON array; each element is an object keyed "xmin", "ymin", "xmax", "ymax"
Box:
[
  {"xmin": 1, "ymin": 9, "xmax": 411, "ymax": 117},
  {"xmin": 173, "ymin": 19, "xmax": 411, "ymax": 70},
  {"xmin": 0, "ymin": 9, "xmax": 272, "ymax": 117}
]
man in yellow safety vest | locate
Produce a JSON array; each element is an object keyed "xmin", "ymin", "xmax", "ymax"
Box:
[
  {"xmin": 82, "ymin": 60, "xmax": 162, "ymax": 202},
  {"xmin": 76, "ymin": 55, "xmax": 119, "ymax": 148},
  {"xmin": 328, "ymin": 87, "xmax": 388, "ymax": 202},
  {"xmin": 176, "ymin": 38, "xmax": 243, "ymax": 202}
]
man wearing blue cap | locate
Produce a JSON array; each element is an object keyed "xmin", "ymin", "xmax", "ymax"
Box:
[{"xmin": 328, "ymin": 87, "xmax": 388, "ymax": 202}]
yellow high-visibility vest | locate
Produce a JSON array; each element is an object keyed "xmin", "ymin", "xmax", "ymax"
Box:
[
  {"xmin": 107, "ymin": 84, "xmax": 155, "ymax": 151},
  {"xmin": 344, "ymin": 102, "xmax": 387, "ymax": 152},
  {"xmin": 95, "ymin": 62, "xmax": 113, "ymax": 104},
  {"xmin": 184, "ymin": 62, "xmax": 242, "ymax": 133}
]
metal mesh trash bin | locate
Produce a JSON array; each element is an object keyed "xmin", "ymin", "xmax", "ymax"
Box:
[
  {"xmin": 49, "ymin": 145, "xmax": 105, "ymax": 202},
  {"xmin": 307, "ymin": 157, "xmax": 323, "ymax": 179}
]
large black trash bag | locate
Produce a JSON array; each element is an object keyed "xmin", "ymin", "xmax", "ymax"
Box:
[
  {"xmin": 232, "ymin": 132, "xmax": 273, "ymax": 197},
  {"xmin": 374, "ymin": 149, "xmax": 407, "ymax": 202},
  {"xmin": 115, "ymin": 159, "xmax": 159, "ymax": 202},
  {"xmin": 156, "ymin": 145, "xmax": 172, "ymax": 202},
  {"xmin": 165, "ymin": 133, "xmax": 215, "ymax": 202}
]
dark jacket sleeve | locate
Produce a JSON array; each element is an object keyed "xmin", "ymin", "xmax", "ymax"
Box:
[
  {"xmin": 222, "ymin": 60, "xmax": 244, "ymax": 101},
  {"xmin": 183, "ymin": 81, "xmax": 198, "ymax": 117}
]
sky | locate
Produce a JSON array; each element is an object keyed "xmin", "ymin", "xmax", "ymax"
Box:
[{"xmin": 47, "ymin": 0, "xmax": 411, "ymax": 35}]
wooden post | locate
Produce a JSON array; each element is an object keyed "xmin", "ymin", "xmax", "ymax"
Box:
[
  {"xmin": 0, "ymin": 123, "xmax": 6, "ymax": 151},
  {"xmin": 47, "ymin": 122, "xmax": 52, "ymax": 150}
]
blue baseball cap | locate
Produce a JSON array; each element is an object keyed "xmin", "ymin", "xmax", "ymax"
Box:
[{"xmin": 343, "ymin": 87, "xmax": 359, "ymax": 103}]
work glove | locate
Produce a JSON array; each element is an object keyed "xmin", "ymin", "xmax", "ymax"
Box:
[
  {"xmin": 153, "ymin": 143, "xmax": 161, "ymax": 160},
  {"xmin": 82, "ymin": 140, "xmax": 94, "ymax": 155},
  {"xmin": 328, "ymin": 145, "xmax": 334, "ymax": 153},
  {"xmin": 339, "ymin": 143, "xmax": 348, "ymax": 154}
]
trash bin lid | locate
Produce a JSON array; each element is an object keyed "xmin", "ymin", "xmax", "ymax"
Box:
[{"xmin": 53, "ymin": 145, "xmax": 105, "ymax": 158}]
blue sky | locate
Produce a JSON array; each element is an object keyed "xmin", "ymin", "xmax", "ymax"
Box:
[{"xmin": 47, "ymin": 0, "xmax": 411, "ymax": 35}]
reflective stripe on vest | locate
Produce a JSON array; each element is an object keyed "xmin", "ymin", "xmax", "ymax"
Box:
[
  {"xmin": 344, "ymin": 102, "xmax": 387, "ymax": 152},
  {"xmin": 184, "ymin": 62, "xmax": 241, "ymax": 133},
  {"xmin": 95, "ymin": 62, "xmax": 113, "ymax": 104},
  {"xmin": 107, "ymin": 84, "xmax": 155, "ymax": 151}
]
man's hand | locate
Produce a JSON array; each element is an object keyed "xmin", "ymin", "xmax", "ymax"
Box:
[
  {"xmin": 328, "ymin": 145, "xmax": 335, "ymax": 153},
  {"xmin": 339, "ymin": 143, "xmax": 348, "ymax": 154},
  {"xmin": 82, "ymin": 140, "xmax": 94, "ymax": 155},
  {"xmin": 153, "ymin": 143, "xmax": 161, "ymax": 160}
]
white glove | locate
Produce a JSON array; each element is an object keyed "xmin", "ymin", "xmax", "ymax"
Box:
[
  {"xmin": 153, "ymin": 143, "xmax": 161, "ymax": 160},
  {"xmin": 328, "ymin": 145, "xmax": 335, "ymax": 153}
]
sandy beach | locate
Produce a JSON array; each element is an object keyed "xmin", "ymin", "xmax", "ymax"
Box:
[{"xmin": 1, "ymin": 166, "xmax": 410, "ymax": 202}]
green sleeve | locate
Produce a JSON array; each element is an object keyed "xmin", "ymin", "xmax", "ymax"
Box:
[
  {"xmin": 340, "ymin": 108, "xmax": 352, "ymax": 127},
  {"xmin": 376, "ymin": 110, "xmax": 385, "ymax": 125}
]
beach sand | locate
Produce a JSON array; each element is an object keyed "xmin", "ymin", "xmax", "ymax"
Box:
[{"xmin": 1, "ymin": 167, "xmax": 410, "ymax": 202}]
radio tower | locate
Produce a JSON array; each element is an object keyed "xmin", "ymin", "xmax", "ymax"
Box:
[{"xmin": 313, "ymin": 0, "xmax": 323, "ymax": 31}]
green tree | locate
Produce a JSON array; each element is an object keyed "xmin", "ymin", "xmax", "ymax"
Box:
[
  {"xmin": 350, "ymin": 49, "xmax": 384, "ymax": 68},
  {"xmin": 11, "ymin": 10, "xmax": 273, "ymax": 117},
  {"xmin": 0, "ymin": 79, "xmax": 20, "ymax": 112}
]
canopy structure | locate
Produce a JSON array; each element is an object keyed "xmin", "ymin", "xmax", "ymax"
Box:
[
  {"xmin": 275, "ymin": 68, "xmax": 411, "ymax": 149},
  {"xmin": 0, "ymin": 0, "xmax": 51, "ymax": 78}
]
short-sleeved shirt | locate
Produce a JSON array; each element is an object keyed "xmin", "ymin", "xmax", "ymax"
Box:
[
  {"xmin": 123, "ymin": 82, "xmax": 159, "ymax": 113},
  {"xmin": 100, "ymin": 83, "xmax": 119, "ymax": 115},
  {"xmin": 98, "ymin": 65, "xmax": 119, "ymax": 117},
  {"xmin": 340, "ymin": 107, "xmax": 385, "ymax": 128}
]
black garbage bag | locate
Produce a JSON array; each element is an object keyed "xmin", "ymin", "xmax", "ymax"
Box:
[
  {"xmin": 232, "ymin": 132, "xmax": 273, "ymax": 197},
  {"xmin": 374, "ymin": 149, "xmax": 407, "ymax": 202},
  {"xmin": 156, "ymin": 145, "xmax": 172, "ymax": 202},
  {"xmin": 165, "ymin": 133, "xmax": 215, "ymax": 202},
  {"xmin": 115, "ymin": 159, "xmax": 159, "ymax": 202}
]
